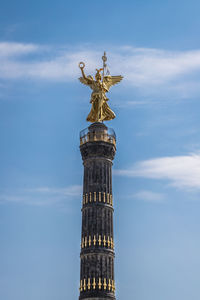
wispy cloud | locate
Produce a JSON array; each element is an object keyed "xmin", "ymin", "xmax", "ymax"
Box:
[
  {"xmin": 0, "ymin": 42, "xmax": 99, "ymax": 81},
  {"xmin": 132, "ymin": 190, "xmax": 165, "ymax": 203},
  {"xmin": 0, "ymin": 42, "xmax": 40, "ymax": 57},
  {"xmin": 115, "ymin": 152, "xmax": 200, "ymax": 190},
  {"xmin": 0, "ymin": 185, "xmax": 82, "ymax": 206},
  {"xmin": 1, "ymin": 42, "xmax": 200, "ymax": 98},
  {"xmin": 115, "ymin": 47, "xmax": 200, "ymax": 86}
]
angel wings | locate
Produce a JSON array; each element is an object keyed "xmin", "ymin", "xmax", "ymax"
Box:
[
  {"xmin": 102, "ymin": 75, "xmax": 123, "ymax": 91},
  {"xmin": 79, "ymin": 74, "xmax": 123, "ymax": 92}
]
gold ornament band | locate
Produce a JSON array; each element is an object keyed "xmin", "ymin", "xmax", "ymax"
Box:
[
  {"xmin": 81, "ymin": 235, "xmax": 114, "ymax": 249},
  {"xmin": 82, "ymin": 192, "xmax": 113, "ymax": 206},
  {"xmin": 80, "ymin": 278, "xmax": 115, "ymax": 293}
]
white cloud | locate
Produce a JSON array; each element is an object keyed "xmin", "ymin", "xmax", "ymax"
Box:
[
  {"xmin": 0, "ymin": 185, "xmax": 82, "ymax": 206},
  {"xmin": 132, "ymin": 190, "xmax": 165, "ymax": 203},
  {"xmin": 115, "ymin": 152, "xmax": 200, "ymax": 190},
  {"xmin": 26, "ymin": 185, "xmax": 82, "ymax": 196},
  {"xmin": 1, "ymin": 42, "xmax": 200, "ymax": 97},
  {"xmin": 0, "ymin": 43, "xmax": 100, "ymax": 80},
  {"xmin": 0, "ymin": 42, "xmax": 39, "ymax": 57}
]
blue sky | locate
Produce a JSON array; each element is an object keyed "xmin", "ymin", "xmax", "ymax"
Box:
[{"xmin": 1, "ymin": 1, "xmax": 200, "ymax": 300}]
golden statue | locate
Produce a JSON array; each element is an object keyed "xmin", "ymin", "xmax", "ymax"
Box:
[{"xmin": 79, "ymin": 52, "xmax": 123, "ymax": 122}]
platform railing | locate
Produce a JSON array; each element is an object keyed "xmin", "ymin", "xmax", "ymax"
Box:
[{"xmin": 80, "ymin": 127, "xmax": 116, "ymax": 146}]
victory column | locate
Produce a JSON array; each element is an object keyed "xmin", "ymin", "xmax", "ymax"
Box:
[{"xmin": 78, "ymin": 53, "xmax": 123, "ymax": 300}]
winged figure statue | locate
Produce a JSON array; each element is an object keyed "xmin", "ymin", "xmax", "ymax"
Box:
[{"xmin": 78, "ymin": 57, "xmax": 123, "ymax": 123}]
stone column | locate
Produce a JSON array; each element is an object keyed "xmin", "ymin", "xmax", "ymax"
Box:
[{"xmin": 79, "ymin": 122, "xmax": 116, "ymax": 300}]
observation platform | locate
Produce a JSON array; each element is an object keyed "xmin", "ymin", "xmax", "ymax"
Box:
[{"xmin": 80, "ymin": 122, "xmax": 116, "ymax": 146}]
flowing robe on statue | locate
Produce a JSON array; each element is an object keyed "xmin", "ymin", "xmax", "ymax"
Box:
[{"xmin": 86, "ymin": 91, "xmax": 115, "ymax": 122}]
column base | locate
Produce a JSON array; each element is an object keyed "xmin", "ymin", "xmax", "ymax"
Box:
[
  {"xmin": 79, "ymin": 294, "xmax": 116, "ymax": 300},
  {"xmin": 80, "ymin": 298, "xmax": 116, "ymax": 300}
]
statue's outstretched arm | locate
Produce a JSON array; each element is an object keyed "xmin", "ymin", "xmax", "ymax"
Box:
[
  {"xmin": 80, "ymin": 67, "xmax": 87, "ymax": 79},
  {"xmin": 79, "ymin": 62, "xmax": 93, "ymax": 84}
]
